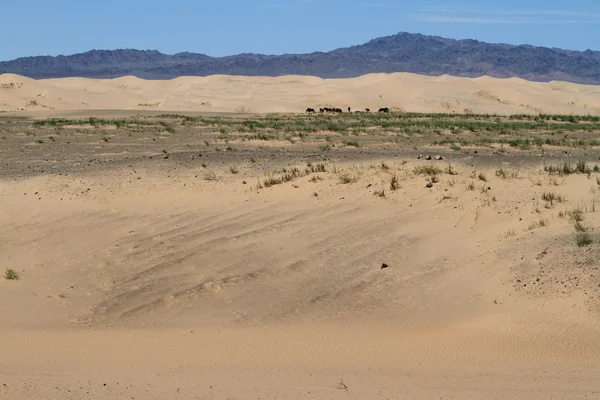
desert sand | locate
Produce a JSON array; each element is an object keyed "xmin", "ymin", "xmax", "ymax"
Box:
[
  {"xmin": 1, "ymin": 74, "xmax": 600, "ymax": 399},
  {"xmin": 1, "ymin": 72, "xmax": 600, "ymax": 115}
]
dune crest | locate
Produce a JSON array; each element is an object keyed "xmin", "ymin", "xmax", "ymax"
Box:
[{"xmin": 1, "ymin": 72, "xmax": 600, "ymax": 115}]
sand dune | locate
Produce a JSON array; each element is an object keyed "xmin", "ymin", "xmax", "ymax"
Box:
[
  {"xmin": 2, "ymin": 72, "xmax": 600, "ymax": 115},
  {"xmin": 3, "ymin": 165, "xmax": 600, "ymax": 329}
]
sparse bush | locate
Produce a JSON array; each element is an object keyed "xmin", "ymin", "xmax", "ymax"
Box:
[
  {"xmin": 541, "ymin": 192, "xmax": 554, "ymax": 202},
  {"xmin": 339, "ymin": 174, "xmax": 356, "ymax": 184},
  {"xmin": 413, "ymin": 165, "xmax": 442, "ymax": 175},
  {"xmin": 528, "ymin": 219, "xmax": 548, "ymax": 230},
  {"xmin": 576, "ymin": 160, "xmax": 589, "ymax": 174},
  {"xmin": 263, "ymin": 175, "xmax": 281, "ymax": 187},
  {"xmin": 541, "ymin": 192, "xmax": 564, "ymax": 205},
  {"xmin": 4, "ymin": 268, "xmax": 19, "ymax": 280},
  {"xmin": 518, "ymin": 141, "xmax": 531, "ymax": 151},
  {"xmin": 374, "ymin": 189, "xmax": 386, "ymax": 198},
  {"xmin": 428, "ymin": 175, "xmax": 439, "ymax": 184},
  {"xmin": 545, "ymin": 163, "xmax": 574, "ymax": 175},
  {"xmin": 229, "ymin": 166, "xmax": 239, "ymax": 174},
  {"xmin": 466, "ymin": 182, "xmax": 475, "ymax": 191},
  {"xmin": 449, "ymin": 144, "xmax": 461, "ymax": 151},
  {"xmin": 203, "ymin": 172, "xmax": 218, "ymax": 181},
  {"xmin": 495, "ymin": 167, "xmax": 507, "ymax": 178},
  {"xmin": 576, "ymin": 232, "xmax": 593, "ymax": 247},
  {"xmin": 390, "ymin": 174, "xmax": 400, "ymax": 191},
  {"xmin": 574, "ymin": 221, "xmax": 586, "ymax": 232},
  {"xmin": 263, "ymin": 167, "xmax": 303, "ymax": 187},
  {"xmin": 478, "ymin": 172, "xmax": 487, "ymax": 182},
  {"xmin": 445, "ymin": 164, "xmax": 458, "ymax": 175},
  {"xmin": 548, "ymin": 177, "xmax": 560, "ymax": 186},
  {"xmin": 381, "ymin": 162, "xmax": 390, "ymax": 171},
  {"xmin": 568, "ymin": 208, "xmax": 584, "ymax": 222},
  {"xmin": 308, "ymin": 163, "xmax": 326, "ymax": 173},
  {"xmin": 562, "ymin": 163, "xmax": 575, "ymax": 175}
]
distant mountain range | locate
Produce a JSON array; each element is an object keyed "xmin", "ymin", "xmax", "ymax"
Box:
[{"xmin": 2, "ymin": 32, "xmax": 600, "ymax": 84}]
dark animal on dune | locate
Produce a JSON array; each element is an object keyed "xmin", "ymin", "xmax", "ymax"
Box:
[
  {"xmin": 378, "ymin": 107, "xmax": 390, "ymax": 113},
  {"xmin": 348, "ymin": 107, "xmax": 351, "ymax": 112},
  {"xmin": 318, "ymin": 107, "xmax": 342, "ymax": 113},
  {"xmin": 306, "ymin": 108, "xmax": 315, "ymax": 113},
  {"xmin": 365, "ymin": 108, "xmax": 370, "ymax": 112}
]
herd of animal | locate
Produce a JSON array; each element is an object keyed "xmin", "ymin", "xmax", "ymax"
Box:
[{"xmin": 305, "ymin": 107, "xmax": 390, "ymax": 114}]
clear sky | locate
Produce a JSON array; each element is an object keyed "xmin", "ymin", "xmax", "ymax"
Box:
[{"xmin": 2, "ymin": 0, "xmax": 599, "ymax": 61}]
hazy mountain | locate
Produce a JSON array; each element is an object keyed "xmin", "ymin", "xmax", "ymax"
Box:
[{"xmin": 2, "ymin": 32, "xmax": 600, "ymax": 84}]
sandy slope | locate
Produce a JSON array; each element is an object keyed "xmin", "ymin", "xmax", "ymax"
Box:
[
  {"xmin": 2, "ymin": 157, "xmax": 600, "ymax": 399},
  {"xmin": 2, "ymin": 72, "xmax": 600, "ymax": 115}
]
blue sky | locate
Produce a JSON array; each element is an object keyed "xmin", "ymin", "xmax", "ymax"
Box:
[{"xmin": 2, "ymin": 0, "xmax": 600, "ymax": 61}]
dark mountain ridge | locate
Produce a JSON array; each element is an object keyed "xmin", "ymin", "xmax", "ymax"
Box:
[{"xmin": 2, "ymin": 32, "xmax": 600, "ymax": 84}]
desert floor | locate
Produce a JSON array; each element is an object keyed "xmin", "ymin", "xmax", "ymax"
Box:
[{"xmin": 1, "ymin": 104, "xmax": 600, "ymax": 398}]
